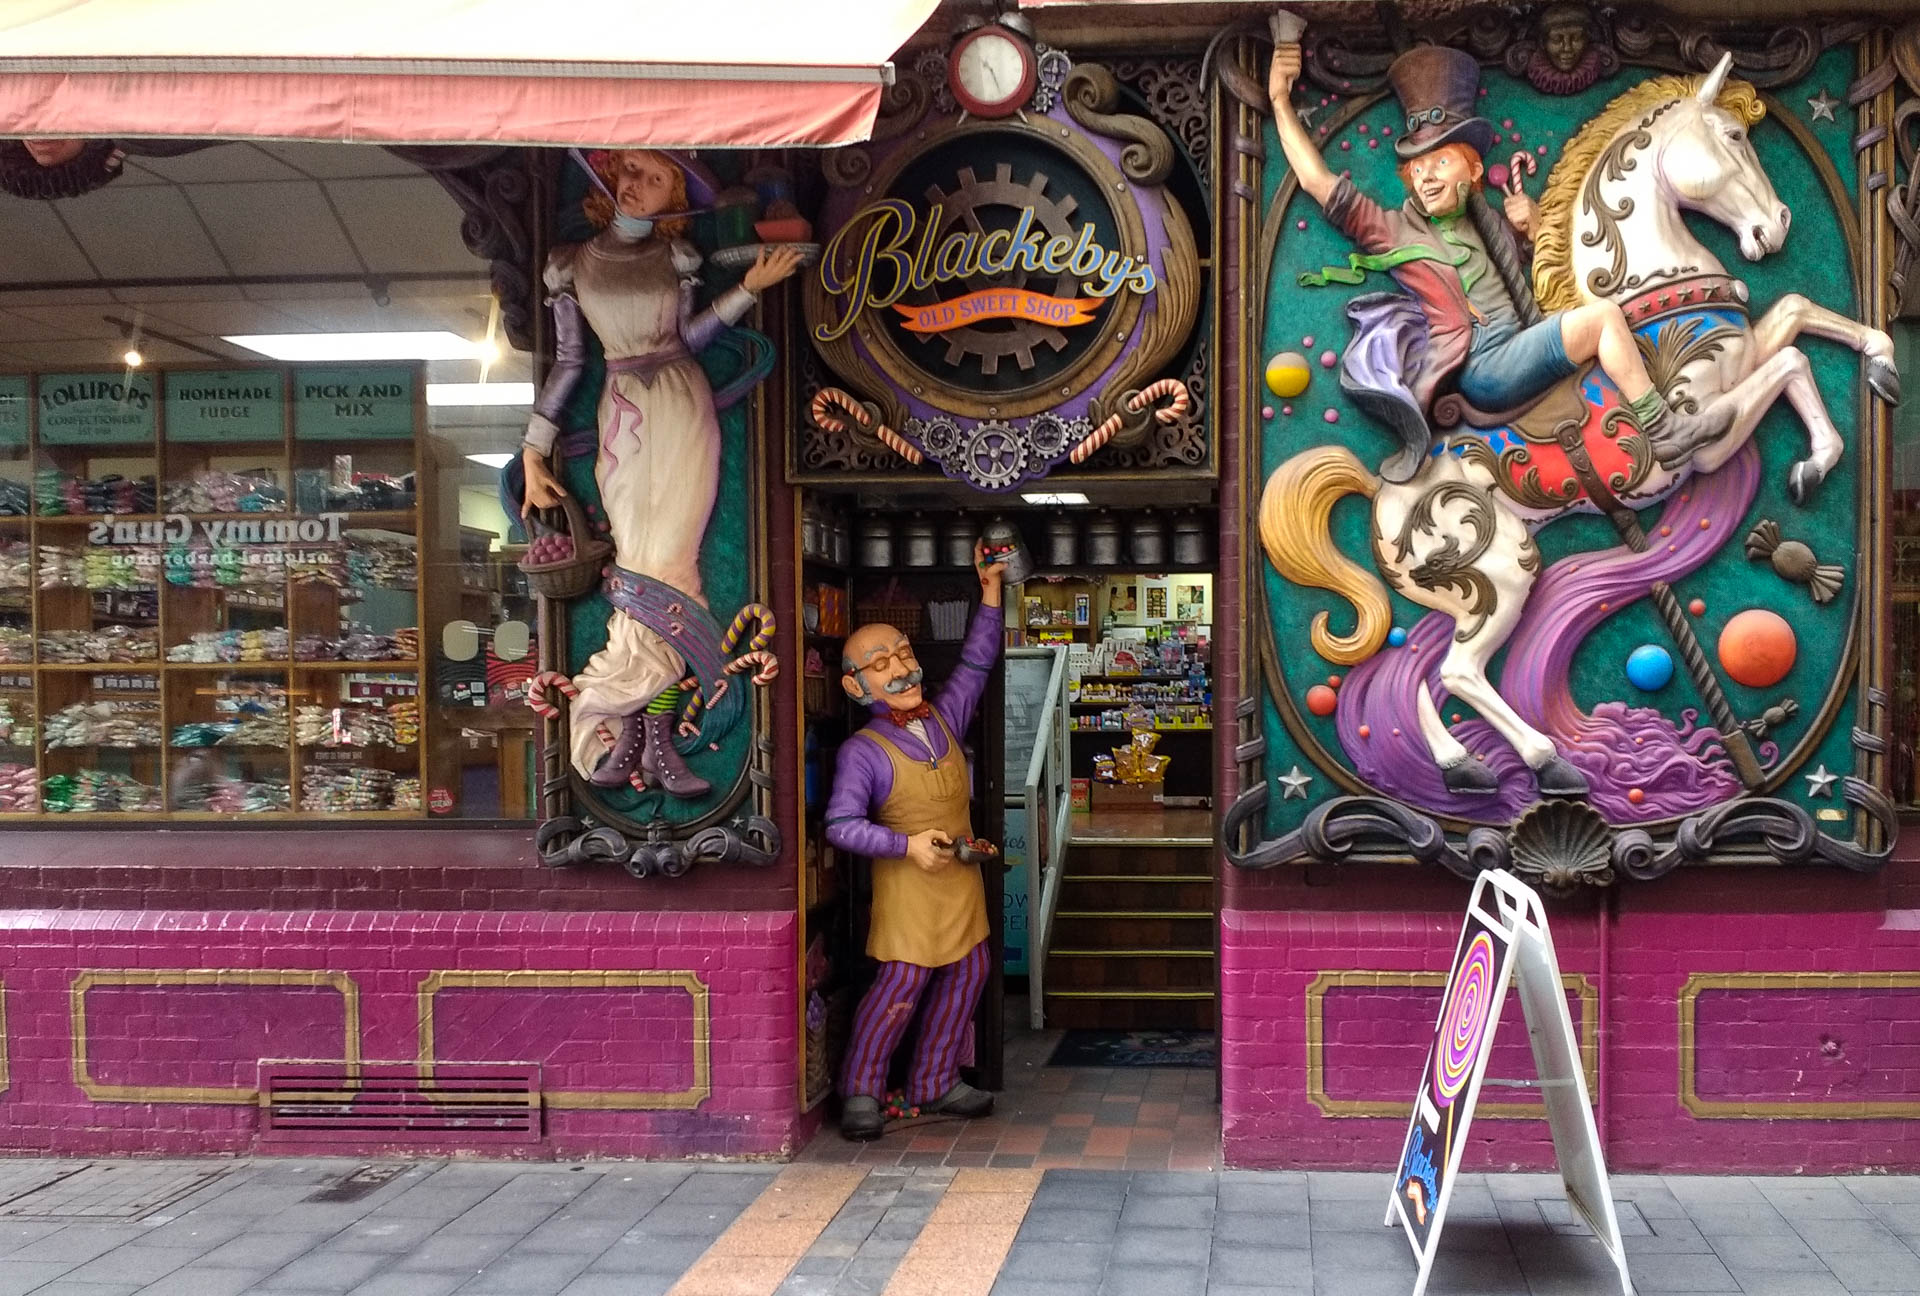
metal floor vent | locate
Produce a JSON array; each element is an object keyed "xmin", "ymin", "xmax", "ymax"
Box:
[{"xmin": 259, "ymin": 1062, "xmax": 542, "ymax": 1145}]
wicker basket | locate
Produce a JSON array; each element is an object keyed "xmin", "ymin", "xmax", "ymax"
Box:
[{"xmin": 519, "ymin": 491, "xmax": 613, "ymax": 600}]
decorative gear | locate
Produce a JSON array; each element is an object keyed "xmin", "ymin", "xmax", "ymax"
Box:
[
  {"xmin": 912, "ymin": 416, "xmax": 963, "ymax": 458},
  {"xmin": 917, "ymin": 49, "xmax": 957, "ymax": 114},
  {"xmin": 915, "ymin": 164, "xmax": 1080, "ymax": 374},
  {"xmin": 962, "ymin": 421, "xmax": 1030, "ymax": 489},
  {"xmin": 1034, "ymin": 45, "xmax": 1073, "ymax": 112},
  {"xmin": 1026, "ymin": 412, "xmax": 1075, "ymax": 458}
]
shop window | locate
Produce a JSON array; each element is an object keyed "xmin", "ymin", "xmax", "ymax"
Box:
[{"xmin": 0, "ymin": 141, "xmax": 536, "ymax": 821}]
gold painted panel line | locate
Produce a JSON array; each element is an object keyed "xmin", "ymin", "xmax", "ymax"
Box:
[
  {"xmin": 417, "ymin": 969, "xmax": 712, "ymax": 1111},
  {"xmin": 71, "ymin": 969, "xmax": 359, "ymax": 1105},
  {"xmin": 1306, "ymin": 969, "xmax": 1598, "ymax": 1120},
  {"xmin": 669, "ymin": 1165, "xmax": 868, "ymax": 1296},
  {"xmin": 1679, "ymin": 972, "xmax": 1920, "ymax": 1119},
  {"xmin": 883, "ymin": 1169, "xmax": 1041, "ymax": 1296}
]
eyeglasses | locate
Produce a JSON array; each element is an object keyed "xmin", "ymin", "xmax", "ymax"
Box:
[
  {"xmin": 1406, "ymin": 106, "xmax": 1452, "ymax": 131},
  {"xmin": 848, "ymin": 645, "xmax": 919, "ymax": 677}
]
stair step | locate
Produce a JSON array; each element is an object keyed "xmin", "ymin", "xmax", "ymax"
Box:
[
  {"xmin": 1066, "ymin": 846, "xmax": 1213, "ymax": 877},
  {"xmin": 1046, "ymin": 948, "xmax": 1216, "ymax": 990},
  {"xmin": 1046, "ymin": 988, "xmax": 1215, "ymax": 1000},
  {"xmin": 1050, "ymin": 910, "xmax": 1215, "ymax": 948},
  {"xmin": 1061, "ymin": 876, "xmax": 1213, "ymax": 909},
  {"xmin": 1042, "ymin": 993, "xmax": 1216, "ymax": 1031}
]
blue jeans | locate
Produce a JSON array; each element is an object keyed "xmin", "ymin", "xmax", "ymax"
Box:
[{"xmin": 1457, "ymin": 314, "xmax": 1579, "ymax": 410}]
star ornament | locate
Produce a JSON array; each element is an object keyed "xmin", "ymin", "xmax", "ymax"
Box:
[
  {"xmin": 1803, "ymin": 763, "xmax": 1839, "ymax": 797},
  {"xmin": 1278, "ymin": 765, "xmax": 1314, "ymax": 800},
  {"xmin": 1807, "ymin": 90, "xmax": 1839, "ymax": 123}
]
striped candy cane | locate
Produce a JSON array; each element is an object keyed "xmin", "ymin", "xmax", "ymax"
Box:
[
  {"xmin": 810, "ymin": 387, "xmax": 924, "ymax": 465},
  {"xmin": 526, "ymin": 671, "xmax": 579, "ymax": 719},
  {"xmin": 1068, "ymin": 378, "xmax": 1192, "ymax": 464}
]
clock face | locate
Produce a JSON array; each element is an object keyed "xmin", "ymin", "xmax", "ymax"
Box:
[{"xmin": 954, "ymin": 30, "xmax": 1031, "ymax": 113}]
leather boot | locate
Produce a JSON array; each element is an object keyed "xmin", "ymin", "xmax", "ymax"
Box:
[
  {"xmin": 840, "ymin": 1096, "xmax": 885, "ymax": 1141},
  {"xmin": 588, "ymin": 716, "xmax": 647, "ymax": 787},
  {"xmin": 921, "ymin": 1082, "xmax": 994, "ymax": 1119},
  {"xmin": 639, "ymin": 711, "xmax": 712, "ymax": 798},
  {"xmin": 1642, "ymin": 401, "xmax": 1734, "ymax": 469}
]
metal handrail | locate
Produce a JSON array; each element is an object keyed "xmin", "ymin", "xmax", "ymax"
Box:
[{"xmin": 1005, "ymin": 646, "xmax": 1072, "ymax": 1029}]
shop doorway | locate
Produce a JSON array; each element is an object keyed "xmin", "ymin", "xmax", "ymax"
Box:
[{"xmin": 799, "ymin": 487, "xmax": 1220, "ymax": 1164}]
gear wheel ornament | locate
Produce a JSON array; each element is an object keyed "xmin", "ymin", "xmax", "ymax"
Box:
[
  {"xmin": 913, "ymin": 164, "xmax": 1080, "ymax": 376},
  {"xmin": 961, "ymin": 422, "xmax": 1029, "ymax": 489}
]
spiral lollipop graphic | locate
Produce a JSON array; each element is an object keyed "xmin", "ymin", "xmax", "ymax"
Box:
[{"xmin": 1433, "ymin": 932, "xmax": 1497, "ymax": 1108}]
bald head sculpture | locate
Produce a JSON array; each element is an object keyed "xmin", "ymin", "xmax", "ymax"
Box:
[{"xmin": 842, "ymin": 622, "xmax": 927, "ymax": 712}]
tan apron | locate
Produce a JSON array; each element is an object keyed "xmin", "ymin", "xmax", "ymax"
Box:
[{"xmin": 858, "ymin": 712, "xmax": 989, "ymax": 967}]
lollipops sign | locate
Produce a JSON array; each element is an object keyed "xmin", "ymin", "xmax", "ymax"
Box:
[{"xmin": 1433, "ymin": 932, "xmax": 1496, "ymax": 1108}]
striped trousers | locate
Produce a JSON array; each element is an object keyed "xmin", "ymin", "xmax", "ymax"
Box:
[{"xmin": 841, "ymin": 939, "xmax": 990, "ymax": 1104}]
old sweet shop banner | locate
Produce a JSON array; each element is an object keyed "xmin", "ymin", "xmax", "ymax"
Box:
[{"xmin": 1232, "ymin": 12, "xmax": 1899, "ymax": 889}]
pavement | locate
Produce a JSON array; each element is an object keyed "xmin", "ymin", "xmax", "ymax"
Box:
[{"xmin": 0, "ymin": 1157, "xmax": 1914, "ymax": 1296}]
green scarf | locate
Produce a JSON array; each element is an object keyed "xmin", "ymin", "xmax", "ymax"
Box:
[{"xmin": 1298, "ymin": 212, "xmax": 1476, "ymax": 289}]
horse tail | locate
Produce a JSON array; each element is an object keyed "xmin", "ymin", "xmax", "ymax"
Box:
[{"xmin": 1259, "ymin": 446, "xmax": 1391, "ymax": 666}]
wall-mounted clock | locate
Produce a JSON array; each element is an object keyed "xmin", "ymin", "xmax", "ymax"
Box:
[{"xmin": 948, "ymin": 22, "xmax": 1038, "ymax": 118}]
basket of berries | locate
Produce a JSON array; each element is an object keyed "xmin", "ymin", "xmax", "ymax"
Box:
[{"xmin": 518, "ymin": 491, "xmax": 613, "ymax": 600}]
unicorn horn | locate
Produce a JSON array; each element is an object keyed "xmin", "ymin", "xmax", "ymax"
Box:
[{"xmin": 1696, "ymin": 51, "xmax": 1733, "ymax": 104}]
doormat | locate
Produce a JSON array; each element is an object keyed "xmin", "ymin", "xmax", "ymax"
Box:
[{"xmin": 1048, "ymin": 1029, "xmax": 1217, "ymax": 1069}]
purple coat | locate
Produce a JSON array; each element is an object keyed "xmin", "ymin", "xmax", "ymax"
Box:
[{"xmin": 824, "ymin": 602, "xmax": 1002, "ymax": 859}]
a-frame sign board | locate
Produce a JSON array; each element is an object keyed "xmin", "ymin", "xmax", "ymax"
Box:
[{"xmin": 1387, "ymin": 869, "xmax": 1633, "ymax": 1296}]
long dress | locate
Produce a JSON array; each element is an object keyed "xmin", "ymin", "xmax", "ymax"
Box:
[{"xmin": 549, "ymin": 232, "xmax": 749, "ymax": 779}]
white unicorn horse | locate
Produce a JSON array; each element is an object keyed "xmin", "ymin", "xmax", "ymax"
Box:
[{"xmin": 1260, "ymin": 55, "xmax": 1897, "ymax": 799}]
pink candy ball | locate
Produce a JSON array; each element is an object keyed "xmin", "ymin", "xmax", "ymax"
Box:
[
  {"xmin": 1487, "ymin": 163, "xmax": 1509, "ymax": 189},
  {"xmin": 1319, "ymin": 350, "xmax": 1337, "ymax": 367},
  {"xmin": 1282, "ymin": 405, "xmax": 1293, "ymax": 415},
  {"xmin": 1323, "ymin": 408, "xmax": 1340, "ymax": 424},
  {"xmin": 1297, "ymin": 219, "xmax": 1308, "ymax": 230},
  {"xmin": 1261, "ymin": 405, "xmax": 1274, "ymax": 420},
  {"xmin": 1302, "ymin": 335, "xmax": 1315, "ymax": 347}
]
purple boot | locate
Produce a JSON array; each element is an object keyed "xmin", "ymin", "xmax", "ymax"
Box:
[
  {"xmin": 639, "ymin": 712, "xmax": 711, "ymax": 798},
  {"xmin": 588, "ymin": 715, "xmax": 647, "ymax": 787}
]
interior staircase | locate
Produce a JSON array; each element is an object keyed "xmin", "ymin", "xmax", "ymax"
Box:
[{"xmin": 1042, "ymin": 815, "xmax": 1216, "ymax": 1030}]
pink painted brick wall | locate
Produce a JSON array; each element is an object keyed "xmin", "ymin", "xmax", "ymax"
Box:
[
  {"xmin": 0, "ymin": 909, "xmax": 798, "ymax": 1160},
  {"xmin": 1222, "ymin": 865, "xmax": 1920, "ymax": 1174}
]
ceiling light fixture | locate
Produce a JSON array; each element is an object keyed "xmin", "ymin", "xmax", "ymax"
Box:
[
  {"xmin": 1022, "ymin": 491, "xmax": 1090, "ymax": 505},
  {"xmin": 427, "ymin": 382, "xmax": 535, "ymax": 407},
  {"xmin": 464, "ymin": 452, "xmax": 516, "ymax": 469},
  {"xmin": 221, "ymin": 331, "xmax": 496, "ymax": 362},
  {"xmin": 122, "ymin": 348, "xmax": 144, "ymax": 368}
]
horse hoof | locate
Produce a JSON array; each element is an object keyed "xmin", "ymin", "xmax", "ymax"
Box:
[
  {"xmin": 1787, "ymin": 461, "xmax": 1822, "ymax": 507},
  {"xmin": 1531, "ymin": 756, "xmax": 1589, "ymax": 798},
  {"xmin": 1442, "ymin": 756, "xmax": 1501, "ymax": 796},
  {"xmin": 1869, "ymin": 356, "xmax": 1902, "ymax": 406}
]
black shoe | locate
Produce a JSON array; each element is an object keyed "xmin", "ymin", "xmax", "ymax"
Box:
[
  {"xmin": 841, "ymin": 1096, "xmax": 884, "ymax": 1141},
  {"xmin": 921, "ymin": 1082, "xmax": 994, "ymax": 1119}
]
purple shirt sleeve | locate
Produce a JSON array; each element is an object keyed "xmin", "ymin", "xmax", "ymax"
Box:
[
  {"xmin": 679, "ymin": 279, "xmax": 756, "ymax": 353},
  {"xmin": 934, "ymin": 601, "xmax": 1002, "ymax": 736},
  {"xmin": 823, "ymin": 732, "xmax": 907, "ymax": 859}
]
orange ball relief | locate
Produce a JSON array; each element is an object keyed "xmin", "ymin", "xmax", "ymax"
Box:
[
  {"xmin": 1717, "ymin": 609, "xmax": 1797, "ymax": 689},
  {"xmin": 1306, "ymin": 685, "xmax": 1338, "ymax": 716}
]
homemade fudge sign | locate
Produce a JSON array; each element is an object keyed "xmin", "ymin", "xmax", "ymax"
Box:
[
  {"xmin": 165, "ymin": 369, "xmax": 284, "ymax": 443},
  {"xmin": 1388, "ymin": 870, "xmax": 1628, "ymax": 1296}
]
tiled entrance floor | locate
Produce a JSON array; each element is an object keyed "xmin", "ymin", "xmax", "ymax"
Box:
[{"xmin": 798, "ymin": 995, "xmax": 1220, "ymax": 1170}]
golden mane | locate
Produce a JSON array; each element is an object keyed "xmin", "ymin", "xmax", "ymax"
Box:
[{"xmin": 1532, "ymin": 74, "xmax": 1766, "ymax": 312}]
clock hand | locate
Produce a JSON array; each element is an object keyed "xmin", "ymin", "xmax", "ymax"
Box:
[{"xmin": 984, "ymin": 60, "xmax": 1003, "ymax": 96}]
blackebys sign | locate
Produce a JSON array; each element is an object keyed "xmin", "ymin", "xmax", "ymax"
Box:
[{"xmin": 798, "ymin": 48, "xmax": 1206, "ymax": 490}]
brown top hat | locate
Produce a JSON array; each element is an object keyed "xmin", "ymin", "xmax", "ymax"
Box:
[{"xmin": 1388, "ymin": 45, "xmax": 1495, "ymax": 161}]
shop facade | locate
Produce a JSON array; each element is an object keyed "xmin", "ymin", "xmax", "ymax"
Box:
[{"xmin": 0, "ymin": 0, "xmax": 1916, "ymax": 1174}]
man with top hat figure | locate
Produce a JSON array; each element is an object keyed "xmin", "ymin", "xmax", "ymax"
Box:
[
  {"xmin": 1267, "ymin": 21, "xmax": 1729, "ymax": 484},
  {"xmin": 823, "ymin": 538, "xmax": 1008, "ymax": 1141}
]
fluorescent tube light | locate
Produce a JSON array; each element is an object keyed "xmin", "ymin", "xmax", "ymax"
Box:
[
  {"xmin": 465, "ymin": 453, "xmax": 516, "ymax": 469},
  {"xmin": 1022, "ymin": 491, "xmax": 1090, "ymax": 505},
  {"xmin": 222, "ymin": 331, "xmax": 492, "ymax": 361},
  {"xmin": 427, "ymin": 382, "xmax": 536, "ymax": 407}
]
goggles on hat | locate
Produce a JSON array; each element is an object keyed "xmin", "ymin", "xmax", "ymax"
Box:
[{"xmin": 1406, "ymin": 106, "xmax": 1454, "ymax": 131}]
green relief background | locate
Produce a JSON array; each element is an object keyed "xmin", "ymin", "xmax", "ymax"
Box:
[
  {"xmin": 1257, "ymin": 47, "xmax": 1868, "ymax": 838},
  {"xmin": 551, "ymin": 160, "xmax": 759, "ymax": 829}
]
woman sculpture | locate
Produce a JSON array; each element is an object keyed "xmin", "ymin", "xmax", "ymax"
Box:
[{"xmin": 521, "ymin": 149, "xmax": 802, "ymax": 796}]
